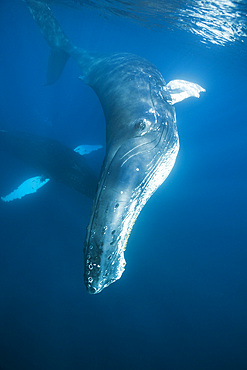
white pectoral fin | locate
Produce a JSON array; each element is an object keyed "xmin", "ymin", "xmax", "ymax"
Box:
[
  {"xmin": 74, "ymin": 144, "xmax": 102, "ymax": 155},
  {"xmin": 165, "ymin": 80, "xmax": 206, "ymax": 105},
  {"xmin": 1, "ymin": 176, "xmax": 50, "ymax": 202}
]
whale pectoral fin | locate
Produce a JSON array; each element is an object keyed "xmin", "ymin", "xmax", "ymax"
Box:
[
  {"xmin": 1, "ymin": 176, "xmax": 50, "ymax": 203},
  {"xmin": 73, "ymin": 144, "xmax": 103, "ymax": 155},
  {"xmin": 165, "ymin": 80, "xmax": 205, "ymax": 105},
  {"xmin": 46, "ymin": 48, "xmax": 70, "ymax": 85}
]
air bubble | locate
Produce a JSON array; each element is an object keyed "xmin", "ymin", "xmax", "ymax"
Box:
[
  {"xmin": 88, "ymin": 277, "xmax": 93, "ymax": 283},
  {"xmin": 88, "ymin": 263, "xmax": 93, "ymax": 270}
]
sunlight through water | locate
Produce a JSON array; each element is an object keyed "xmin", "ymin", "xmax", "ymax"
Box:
[{"xmin": 47, "ymin": 0, "xmax": 247, "ymax": 46}]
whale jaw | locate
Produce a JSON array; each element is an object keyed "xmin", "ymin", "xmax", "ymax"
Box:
[{"xmin": 84, "ymin": 118, "xmax": 179, "ymax": 294}]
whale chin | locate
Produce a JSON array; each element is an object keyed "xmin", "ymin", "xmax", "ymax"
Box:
[
  {"xmin": 84, "ymin": 122, "xmax": 179, "ymax": 294},
  {"xmin": 85, "ymin": 249, "xmax": 126, "ymax": 294},
  {"xmin": 83, "ymin": 186, "xmax": 130, "ymax": 294}
]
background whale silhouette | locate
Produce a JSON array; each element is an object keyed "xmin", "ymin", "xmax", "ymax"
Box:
[{"xmin": 0, "ymin": 130, "xmax": 101, "ymax": 200}]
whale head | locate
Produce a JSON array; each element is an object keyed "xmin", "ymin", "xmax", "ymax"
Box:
[
  {"xmin": 24, "ymin": 0, "xmax": 205, "ymax": 294},
  {"xmin": 84, "ymin": 101, "xmax": 179, "ymax": 294}
]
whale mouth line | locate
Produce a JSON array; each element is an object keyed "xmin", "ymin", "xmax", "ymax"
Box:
[
  {"xmin": 121, "ymin": 123, "xmax": 168, "ymax": 169},
  {"xmin": 85, "ymin": 136, "xmax": 156, "ymax": 234},
  {"xmin": 120, "ymin": 134, "xmax": 161, "ymax": 167}
]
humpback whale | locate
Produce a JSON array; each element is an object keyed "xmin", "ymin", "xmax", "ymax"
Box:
[
  {"xmin": 26, "ymin": 0, "xmax": 205, "ymax": 293},
  {"xmin": 0, "ymin": 130, "xmax": 101, "ymax": 201}
]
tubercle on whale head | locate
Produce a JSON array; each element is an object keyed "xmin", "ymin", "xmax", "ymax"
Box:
[{"xmin": 83, "ymin": 109, "xmax": 179, "ymax": 294}]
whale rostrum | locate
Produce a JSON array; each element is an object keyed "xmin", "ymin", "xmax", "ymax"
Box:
[{"xmin": 26, "ymin": 0, "xmax": 205, "ymax": 293}]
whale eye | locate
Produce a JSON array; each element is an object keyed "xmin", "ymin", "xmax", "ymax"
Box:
[{"xmin": 135, "ymin": 120, "xmax": 146, "ymax": 131}]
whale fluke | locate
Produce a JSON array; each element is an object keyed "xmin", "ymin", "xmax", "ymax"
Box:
[
  {"xmin": 26, "ymin": 0, "xmax": 95, "ymax": 84},
  {"xmin": 46, "ymin": 48, "xmax": 70, "ymax": 85},
  {"xmin": 26, "ymin": 0, "xmax": 73, "ymax": 84}
]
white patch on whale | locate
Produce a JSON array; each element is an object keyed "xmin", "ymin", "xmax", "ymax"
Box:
[{"xmin": 1, "ymin": 176, "xmax": 50, "ymax": 202}]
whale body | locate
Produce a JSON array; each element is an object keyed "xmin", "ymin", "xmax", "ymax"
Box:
[
  {"xmin": 26, "ymin": 0, "xmax": 205, "ymax": 293},
  {"xmin": 0, "ymin": 130, "xmax": 101, "ymax": 201}
]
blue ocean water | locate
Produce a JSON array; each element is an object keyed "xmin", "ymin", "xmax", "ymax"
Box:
[{"xmin": 0, "ymin": 1, "xmax": 247, "ymax": 369}]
